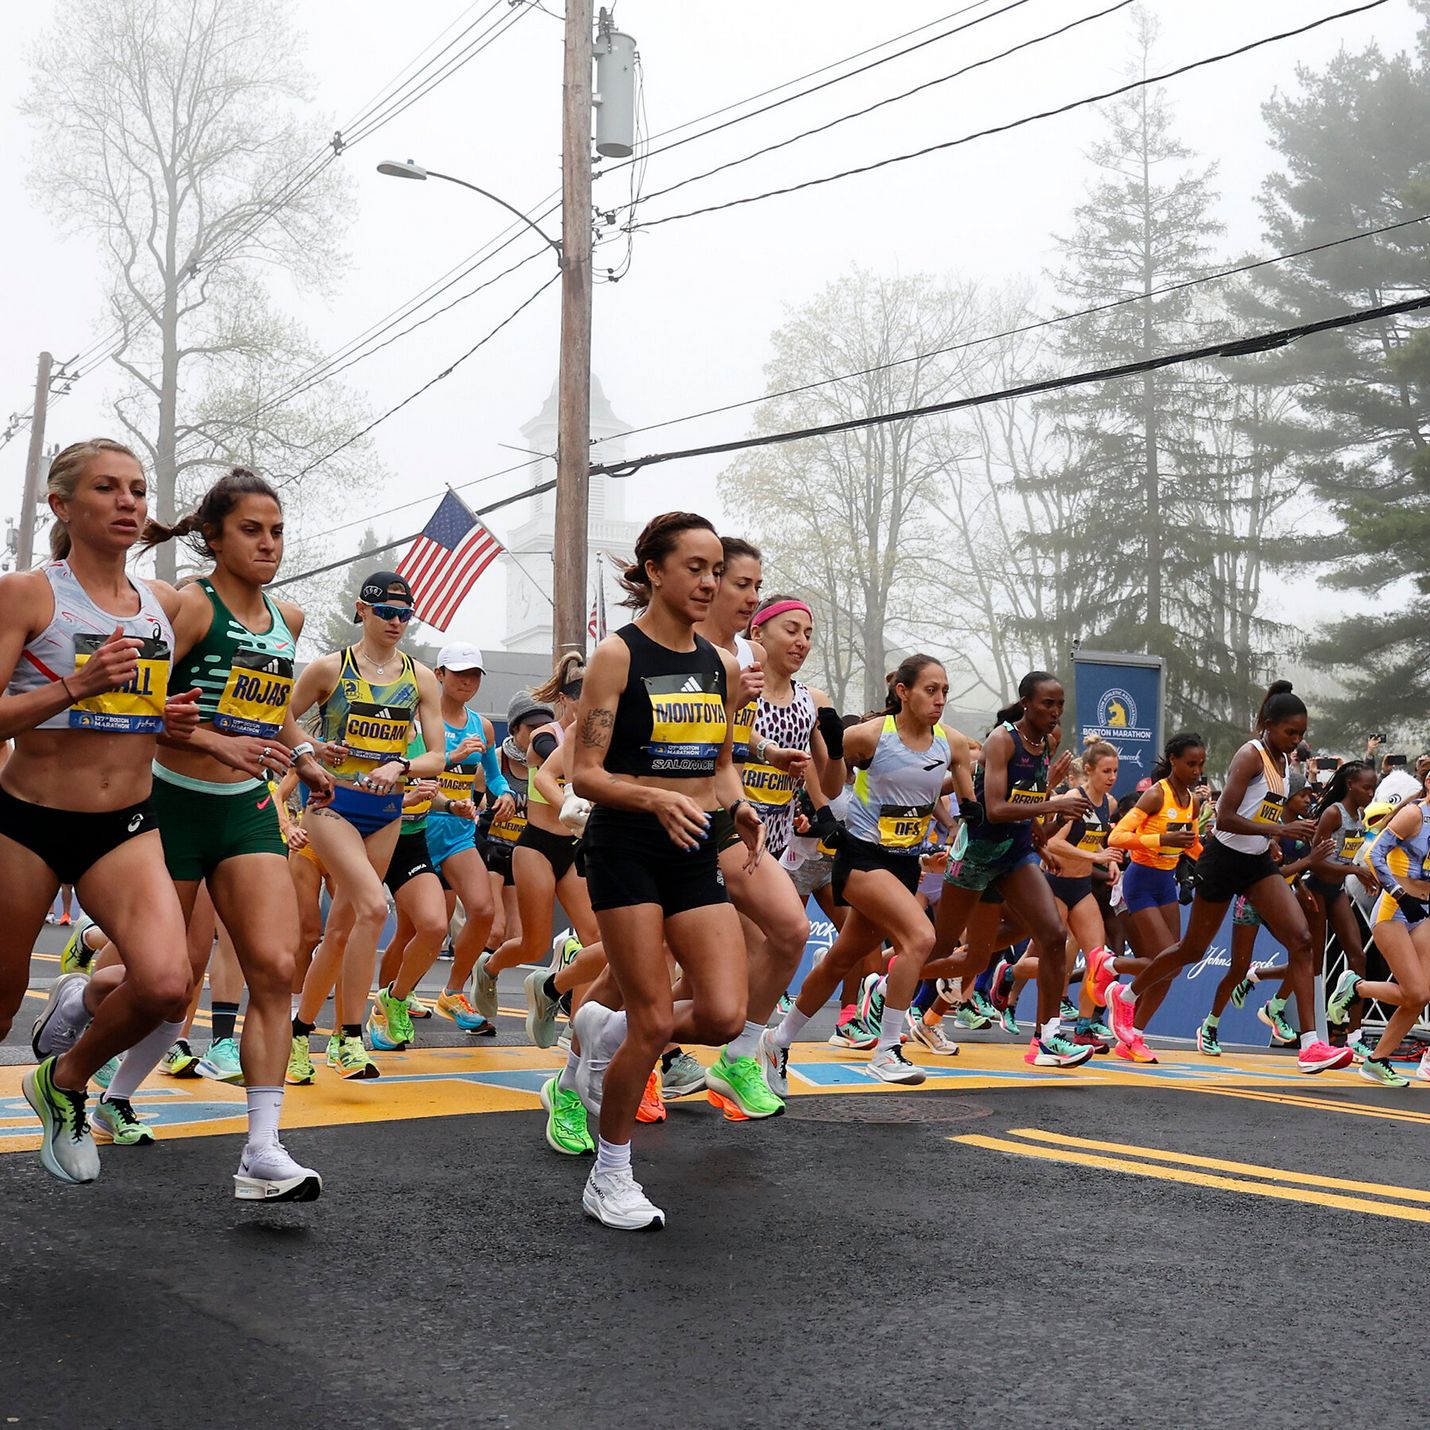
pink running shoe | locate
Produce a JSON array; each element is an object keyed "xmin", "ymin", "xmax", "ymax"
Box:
[
  {"xmin": 1297, "ymin": 1040, "xmax": 1354, "ymax": 1074},
  {"xmin": 1113, "ymin": 1032, "xmax": 1158, "ymax": 1064},
  {"xmin": 1086, "ymin": 945, "xmax": 1117, "ymax": 1007},
  {"xmin": 1107, "ymin": 984, "xmax": 1137, "ymax": 1045}
]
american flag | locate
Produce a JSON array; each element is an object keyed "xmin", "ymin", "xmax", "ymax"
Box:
[
  {"xmin": 587, "ymin": 570, "xmax": 607, "ymax": 642},
  {"xmin": 396, "ymin": 491, "xmax": 503, "ymax": 632}
]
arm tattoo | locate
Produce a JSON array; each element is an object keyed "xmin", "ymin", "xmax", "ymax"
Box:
[{"xmin": 580, "ymin": 708, "xmax": 614, "ymax": 749}]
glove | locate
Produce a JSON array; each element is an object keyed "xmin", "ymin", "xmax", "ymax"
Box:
[
  {"xmin": 961, "ymin": 798, "xmax": 985, "ymax": 830},
  {"xmin": 1393, "ymin": 887, "xmax": 1429, "ymax": 923},
  {"xmin": 815, "ymin": 705, "xmax": 845, "ymax": 759},
  {"xmin": 559, "ymin": 792, "xmax": 593, "ymax": 836},
  {"xmin": 809, "ymin": 802, "xmax": 841, "ymax": 847}
]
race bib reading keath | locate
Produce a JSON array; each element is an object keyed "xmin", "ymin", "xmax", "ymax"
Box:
[
  {"xmin": 214, "ymin": 650, "xmax": 294, "ymax": 738},
  {"xmin": 69, "ymin": 635, "xmax": 170, "ymax": 733}
]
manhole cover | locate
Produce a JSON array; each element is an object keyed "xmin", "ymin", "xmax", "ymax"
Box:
[{"xmin": 785, "ymin": 1094, "xmax": 992, "ymax": 1125}]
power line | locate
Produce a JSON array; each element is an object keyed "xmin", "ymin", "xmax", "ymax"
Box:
[
  {"xmin": 588, "ymin": 291, "xmax": 1430, "ymax": 479},
  {"xmin": 628, "ymin": 0, "xmax": 1390, "ymax": 232},
  {"xmin": 593, "ymin": 207, "xmax": 1430, "ymax": 449}
]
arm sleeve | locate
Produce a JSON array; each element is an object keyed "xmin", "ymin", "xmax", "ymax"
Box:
[
  {"xmin": 480, "ymin": 741, "xmax": 509, "ymax": 799},
  {"xmin": 531, "ymin": 731, "xmax": 559, "ymax": 762},
  {"xmin": 1109, "ymin": 807, "xmax": 1161, "ymax": 853},
  {"xmin": 1369, "ymin": 827, "xmax": 1404, "ymax": 890}
]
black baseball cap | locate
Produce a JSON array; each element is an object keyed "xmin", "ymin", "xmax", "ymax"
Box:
[{"xmin": 354, "ymin": 570, "xmax": 414, "ymax": 622}]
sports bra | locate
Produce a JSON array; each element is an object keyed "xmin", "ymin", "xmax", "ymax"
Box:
[
  {"xmin": 10, "ymin": 561, "xmax": 175, "ymax": 734},
  {"xmin": 318, "ymin": 648, "xmax": 420, "ymax": 782},
  {"xmin": 527, "ymin": 721, "xmax": 566, "ymax": 808},
  {"xmin": 605, "ymin": 624, "xmax": 728, "ymax": 781},
  {"xmin": 1216, "ymin": 740, "xmax": 1287, "ymax": 855}
]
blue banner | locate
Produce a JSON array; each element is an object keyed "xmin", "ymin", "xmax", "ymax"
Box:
[{"xmin": 1073, "ymin": 652, "xmax": 1164, "ymax": 799}]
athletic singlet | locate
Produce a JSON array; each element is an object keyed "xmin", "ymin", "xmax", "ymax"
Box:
[
  {"xmin": 1126, "ymin": 779, "xmax": 1198, "ymax": 871},
  {"xmin": 527, "ymin": 722, "xmax": 565, "ymax": 808},
  {"xmin": 1063, "ymin": 792, "xmax": 1114, "ymax": 861},
  {"xmin": 606, "ymin": 624, "xmax": 728, "ymax": 780},
  {"xmin": 171, "ymin": 579, "xmax": 296, "ymax": 739},
  {"xmin": 1216, "ymin": 739, "xmax": 1287, "ymax": 855},
  {"xmin": 318, "ymin": 648, "xmax": 420, "ymax": 781},
  {"xmin": 966, "ymin": 722, "xmax": 1049, "ymax": 857},
  {"xmin": 1369, "ymin": 802, "xmax": 1430, "ymax": 890},
  {"xmin": 400, "ymin": 732, "xmax": 431, "ymax": 830},
  {"xmin": 487, "ymin": 745, "xmax": 529, "ymax": 844},
  {"xmin": 742, "ymin": 682, "xmax": 817, "ymax": 855},
  {"xmin": 1329, "ymin": 801, "xmax": 1366, "ymax": 865},
  {"xmin": 730, "ymin": 634, "xmax": 758, "ymax": 763},
  {"xmin": 433, "ymin": 709, "xmax": 487, "ymax": 806},
  {"xmin": 845, "ymin": 715, "xmax": 950, "ymax": 852},
  {"xmin": 11, "ymin": 560, "xmax": 174, "ymax": 733}
]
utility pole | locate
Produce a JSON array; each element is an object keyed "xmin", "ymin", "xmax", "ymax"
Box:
[
  {"xmin": 16, "ymin": 351, "xmax": 53, "ymax": 572},
  {"xmin": 551, "ymin": 0, "xmax": 594, "ymax": 660}
]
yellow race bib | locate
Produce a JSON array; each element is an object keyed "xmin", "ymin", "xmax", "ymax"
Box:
[
  {"xmin": 1253, "ymin": 793, "xmax": 1285, "ymax": 826},
  {"xmin": 69, "ymin": 635, "xmax": 170, "ymax": 733},
  {"xmin": 742, "ymin": 760, "xmax": 794, "ymax": 808},
  {"xmin": 1008, "ymin": 784, "xmax": 1044, "ymax": 806},
  {"xmin": 731, "ymin": 700, "xmax": 757, "ymax": 762},
  {"xmin": 643, "ymin": 674, "xmax": 726, "ymax": 774},
  {"xmin": 489, "ymin": 809, "xmax": 527, "ymax": 844},
  {"xmin": 1077, "ymin": 826, "xmax": 1109, "ymax": 853},
  {"xmin": 1341, "ymin": 833, "xmax": 1365, "ymax": 861},
  {"xmin": 878, "ymin": 803, "xmax": 934, "ymax": 849},
  {"xmin": 439, "ymin": 768, "xmax": 477, "ymax": 801},
  {"xmin": 214, "ymin": 650, "xmax": 294, "ymax": 738},
  {"xmin": 342, "ymin": 702, "xmax": 410, "ymax": 765}
]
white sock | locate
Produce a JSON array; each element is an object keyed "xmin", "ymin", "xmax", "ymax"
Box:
[
  {"xmin": 727, "ymin": 1019, "xmax": 765, "ymax": 1060},
  {"xmin": 290, "ymin": 993, "xmax": 301, "ymax": 1018},
  {"xmin": 1300, "ymin": 1030, "xmax": 1322, "ymax": 1051},
  {"xmin": 103, "ymin": 1019, "xmax": 187, "ymax": 1102},
  {"xmin": 559, "ymin": 1047, "xmax": 580, "ymax": 1093},
  {"xmin": 772, "ymin": 1006, "xmax": 810, "ymax": 1050},
  {"xmin": 245, "ymin": 1085, "xmax": 283, "ymax": 1147},
  {"xmin": 595, "ymin": 1136, "xmax": 631, "ymax": 1175},
  {"xmin": 1041, "ymin": 1018, "xmax": 1061, "ymax": 1043},
  {"xmin": 877, "ymin": 1003, "xmax": 905, "ymax": 1051},
  {"xmin": 1246, "ymin": 967, "xmax": 1261, "ymax": 986}
]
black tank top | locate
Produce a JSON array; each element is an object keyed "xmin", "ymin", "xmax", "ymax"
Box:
[{"xmin": 607, "ymin": 624, "xmax": 728, "ymax": 780}]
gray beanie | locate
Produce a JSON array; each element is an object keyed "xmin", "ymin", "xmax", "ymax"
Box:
[{"xmin": 508, "ymin": 690, "xmax": 555, "ymax": 730}]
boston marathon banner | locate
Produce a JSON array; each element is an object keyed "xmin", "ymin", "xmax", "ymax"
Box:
[{"xmin": 1073, "ymin": 650, "xmax": 1166, "ymax": 800}]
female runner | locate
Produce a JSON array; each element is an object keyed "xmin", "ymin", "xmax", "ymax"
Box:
[
  {"xmin": 568, "ymin": 512, "xmax": 762, "ymax": 1230},
  {"xmin": 287, "ymin": 571, "xmax": 445, "ymax": 1079},
  {"xmin": 1105, "ymin": 681, "xmax": 1351, "ymax": 1074},
  {"xmin": 3, "ymin": 437, "xmax": 198, "ymax": 1185}
]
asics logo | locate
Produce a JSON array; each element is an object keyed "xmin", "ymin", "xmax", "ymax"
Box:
[{"xmin": 127, "ymin": 813, "xmax": 144, "ymax": 832}]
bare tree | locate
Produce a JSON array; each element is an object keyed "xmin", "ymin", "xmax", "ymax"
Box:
[{"xmin": 24, "ymin": 0, "xmax": 376, "ymax": 579}]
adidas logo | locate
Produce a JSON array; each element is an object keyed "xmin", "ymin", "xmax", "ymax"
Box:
[
  {"xmin": 679, "ymin": 676, "xmax": 704, "ymax": 694},
  {"xmin": 373, "ymin": 707, "xmax": 394, "ymax": 719}
]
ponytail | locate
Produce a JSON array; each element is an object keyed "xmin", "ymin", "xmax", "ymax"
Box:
[
  {"xmin": 884, "ymin": 653, "xmax": 944, "ymax": 714},
  {"xmin": 141, "ymin": 467, "xmax": 281, "ymax": 560},
  {"xmin": 996, "ymin": 669, "xmax": 1058, "ymax": 727}
]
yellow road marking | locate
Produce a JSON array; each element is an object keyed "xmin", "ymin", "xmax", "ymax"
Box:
[
  {"xmin": 951, "ymin": 1133, "xmax": 1430, "ymax": 1223},
  {"xmin": 1003, "ymin": 1127, "xmax": 1430, "ymax": 1202},
  {"xmin": 1186, "ymin": 1083, "xmax": 1430, "ymax": 1126}
]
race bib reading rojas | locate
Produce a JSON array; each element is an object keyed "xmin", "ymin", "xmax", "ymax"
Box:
[
  {"xmin": 69, "ymin": 635, "xmax": 170, "ymax": 733},
  {"xmin": 642, "ymin": 674, "xmax": 725, "ymax": 774},
  {"xmin": 214, "ymin": 650, "xmax": 294, "ymax": 738}
]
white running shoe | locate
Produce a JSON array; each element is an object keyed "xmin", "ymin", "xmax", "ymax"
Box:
[
  {"xmin": 582, "ymin": 1165, "xmax": 665, "ymax": 1231},
  {"xmin": 906, "ymin": 1010, "xmax": 959, "ymax": 1056},
  {"xmin": 524, "ymin": 967, "xmax": 561, "ymax": 1049},
  {"xmin": 758, "ymin": 1027, "xmax": 788, "ymax": 1097},
  {"xmin": 868, "ymin": 1044, "xmax": 927, "ymax": 1085},
  {"xmin": 1417, "ymin": 1051, "xmax": 1430, "ymax": 1084},
  {"xmin": 572, "ymin": 1002, "xmax": 623, "ymax": 1117},
  {"xmin": 233, "ymin": 1140, "xmax": 323, "ymax": 1202},
  {"xmin": 31, "ymin": 973, "xmax": 93, "ymax": 1060}
]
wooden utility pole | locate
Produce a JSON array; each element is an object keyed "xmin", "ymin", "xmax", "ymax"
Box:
[
  {"xmin": 16, "ymin": 351, "xmax": 53, "ymax": 572},
  {"xmin": 551, "ymin": 0, "xmax": 593, "ymax": 660}
]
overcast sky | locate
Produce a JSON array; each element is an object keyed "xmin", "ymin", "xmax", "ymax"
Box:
[{"xmin": 0, "ymin": 0, "xmax": 1419, "ymax": 653}]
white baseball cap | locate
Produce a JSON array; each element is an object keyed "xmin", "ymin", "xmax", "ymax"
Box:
[{"xmin": 436, "ymin": 641, "xmax": 485, "ymax": 673}]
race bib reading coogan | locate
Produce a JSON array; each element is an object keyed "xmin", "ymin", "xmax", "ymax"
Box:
[
  {"xmin": 69, "ymin": 635, "xmax": 170, "ymax": 733},
  {"xmin": 214, "ymin": 650, "xmax": 294, "ymax": 738},
  {"xmin": 878, "ymin": 802, "xmax": 934, "ymax": 849},
  {"xmin": 343, "ymin": 702, "xmax": 410, "ymax": 764},
  {"xmin": 642, "ymin": 674, "xmax": 726, "ymax": 774}
]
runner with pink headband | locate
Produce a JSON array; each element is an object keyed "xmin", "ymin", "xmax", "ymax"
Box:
[{"xmin": 750, "ymin": 599, "xmax": 812, "ymax": 629}]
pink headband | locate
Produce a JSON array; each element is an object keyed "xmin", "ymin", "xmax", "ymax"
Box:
[{"xmin": 751, "ymin": 599, "xmax": 812, "ymax": 629}]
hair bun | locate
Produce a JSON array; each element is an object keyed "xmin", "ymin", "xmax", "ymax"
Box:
[
  {"xmin": 1267, "ymin": 679, "xmax": 1294, "ymax": 696},
  {"xmin": 1082, "ymin": 732, "xmax": 1100, "ymax": 748}
]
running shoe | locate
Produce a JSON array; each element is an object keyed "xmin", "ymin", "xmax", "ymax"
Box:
[
  {"xmin": 828, "ymin": 1012, "xmax": 877, "ymax": 1050},
  {"xmin": 57, "ymin": 913, "xmax": 72, "ymax": 927},
  {"xmin": 471, "ymin": 951, "xmax": 499, "ymax": 1020},
  {"xmin": 1071, "ymin": 1028, "xmax": 1109, "ymax": 1056},
  {"xmin": 1325, "ymin": 970, "xmax": 1363, "ymax": 1026},
  {"xmin": 1346, "ymin": 1034, "xmax": 1376, "ymax": 1065},
  {"xmin": 936, "ymin": 977, "xmax": 962, "ymax": 1003},
  {"xmin": 1024, "ymin": 1034, "xmax": 1096, "ymax": 1069},
  {"xmin": 335, "ymin": 1035, "xmax": 380, "ymax": 1080},
  {"xmin": 540, "ymin": 1075, "xmax": 594, "ymax": 1155},
  {"xmin": 92, "ymin": 1095, "xmax": 156, "ymax": 1147},
  {"xmin": 22, "ymin": 1056, "xmax": 99, "ymax": 1185},
  {"xmin": 1258, "ymin": 1003, "xmax": 1297, "ymax": 1045},
  {"xmin": 161, "ymin": 1038, "xmax": 202, "ymax": 1078},
  {"xmin": 1085, "ymin": 945, "xmax": 1117, "ymax": 1007},
  {"xmin": 435, "ymin": 989, "xmax": 487, "ymax": 1032},
  {"xmin": 324, "ymin": 1033, "xmax": 342, "ymax": 1070},
  {"xmin": 1297, "ymin": 1040, "xmax": 1353, "ymax": 1074},
  {"xmin": 582, "ymin": 1165, "xmax": 664, "ymax": 1231},
  {"xmin": 31, "ymin": 972, "xmax": 92, "ymax": 1060},
  {"xmin": 466, "ymin": 1018, "xmax": 498, "ymax": 1038},
  {"xmin": 366, "ymin": 1004, "xmax": 404, "ymax": 1053},
  {"xmin": 706, "ymin": 1050, "xmax": 785, "ymax": 1119},
  {"xmin": 1107, "ymin": 985, "xmax": 1137, "ymax": 1045},
  {"xmin": 1229, "ymin": 975, "xmax": 1256, "ymax": 1010},
  {"xmin": 775, "ymin": 993, "xmax": 795, "ymax": 1017},
  {"xmin": 1361, "ymin": 1056, "xmax": 1410, "ymax": 1088},
  {"xmin": 285, "ymin": 1036, "xmax": 316, "ymax": 1085},
  {"xmin": 953, "ymin": 1004, "xmax": 992, "ymax": 1031},
  {"xmin": 659, "ymin": 1052, "xmax": 706, "ymax": 1101},
  {"xmin": 758, "ymin": 1026, "xmax": 790, "ymax": 1094},
  {"xmin": 374, "ymin": 984, "xmax": 415, "ymax": 1048},
  {"xmin": 197, "ymin": 1036, "xmax": 245, "ymax": 1084},
  {"xmin": 999, "ymin": 1009, "xmax": 1020, "ymax": 1036},
  {"xmin": 406, "ymin": 990, "xmax": 432, "ymax": 1019},
  {"xmin": 1114, "ymin": 1033, "xmax": 1158, "ymax": 1064},
  {"xmin": 1059, "ymin": 998, "xmax": 1079, "ymax": 1022},
  {"xmin": 636, "ymin": 1069, "xmax": 667, "ymax": 1124},
  {"xmin": 523, "ymin": 968, "xmax": 561, "ymax": 1049},
  {"xmin": 437, "ymin": 939, "xmax": 454, "ymax": 961},
  {"xmin": 1196, "ymin": 1019, "xmax": 1222, "ymax": 1058},
  {"xmin": 58, "ymin": 917, "xmax": 97, "ymax": 976},
  {"xmin": 968, "ymin": 989, "xmax": 999, "ymax": 1023},
  {"xmin": 906, "ymin": 1010, "xmax": 959, "ymax": 1056},
  {"xmin": 1089, "ymin": 1017, "xmax": 1115, "ymax": 1041},
  {"xmin": 1418, "ymin": 1052, "xmax": 1430, "ymax": 1084},
  {"xmin": 92, "ymin": 1056, "xmax": 119, "ymax": 1093},
  {"xmin": 572, "ymin": 1002, "xmax": 623, "ymax": 1117},
  {"xmin": 989, "ymin": 959, "xmax": 1013, "ymax": 1013},
  {"xmin": 554, "ymin": 931, "xmax": 582, "ymax": 971},
  {"xmin": 867, "ymin": 1044, "xmax": 926, "ymax": 1085},
  {"xmin": 858, "ymin": 972, "xmax": 886, "ymax": 1028},
  {"xmin": 556, "ymin": 1029, "xmax": 573, "ymax": 1054},
  {"xmin": 233, "ymin": 1141, "xmax": 323, "ymax": 1202}
]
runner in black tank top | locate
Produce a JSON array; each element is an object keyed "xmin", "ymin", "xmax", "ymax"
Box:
[{"xmin": 568, "ymin": 512, "xmax": 763, "ymax": 1232}]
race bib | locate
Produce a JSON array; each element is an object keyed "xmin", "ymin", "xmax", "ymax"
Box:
[
  {"xmin": 1077, "ymin": 825, "xmax": 1108, "ymax": 853},
  {"xmin": 643, "ymin": 674, "xmax": 726, "ymax": 774},
  {"xmin": 438, "ymin": 768, "xmax": 477, "ymax": 801},
  {"xmin": 731, "ymin": 700, "xmax": 757, "ymax": 762},
  {"xmin": 214, "ymin": 650, "xmax": 294, "ymax": 738},
  {"xmin": 1340, "ymin": 833, "xmax": 1366, "ymax": 862},
  {"xmin": 489, "ymin": 809, "xmax": 527, "ymax": 844},
  {"xmin": 742, "ymin": 760, "xmax": 794, "ymax": 808},
  {"xmin": 343, "ymin": 701, "xmax": 410, "ymax": 764},
  {"xmin": 1253, "ymin": 793, "xmax": 1285, "ymax": 826},
  {"xmin": 69, "ymin": 635, "xmax": 170, "ymax": 733},
  {"xmin": 878, "ymin": 802, "xmax": 934, "ymax": 849},
  {"xmin": 1008, "ymin": 784, "xmax": 1044, "ymax": 806}
]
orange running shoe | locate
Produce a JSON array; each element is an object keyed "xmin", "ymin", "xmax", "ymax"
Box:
[
  {"xmin": 705, "ymin": 1088, "xmax": 749, "ymax": 1122},
  {"xmin": 1114, "ymin": 1032, "xmax": 1158, "ymax": 1064},
  {"xmin": 636, "ymin": 1068, "xmax": 667, "ymax": 1123}
]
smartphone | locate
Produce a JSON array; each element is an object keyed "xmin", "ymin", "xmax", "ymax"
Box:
[
  {"xmin": 1315, "ymin": 757, "xmax": 1337, "ymax": 771},
  {"xmin": 1387, "ymin": 753, "xmax": 1408, "ymax": 768}
]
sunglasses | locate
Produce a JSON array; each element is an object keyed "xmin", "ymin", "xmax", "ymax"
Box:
[{"xmin": 368, "ymin": 603, "xmax": 414, "ymax": 623}]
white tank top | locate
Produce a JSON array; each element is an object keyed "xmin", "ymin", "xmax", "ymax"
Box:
[
  {"xmin": 8, "ymin": 561, "xmax": 175, "ymax": 733},
  {"xmin": 1215, "ymin": 739, "xmax": 1287, "ymax": 855},
  {"xmin": 733, "ymin": 633, "xmax": 757, "ymax": 670}
]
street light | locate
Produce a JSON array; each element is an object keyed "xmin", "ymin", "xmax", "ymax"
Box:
[{"xmin": 376, "ymin": 160, "xmax": 563, "ymax": 264}]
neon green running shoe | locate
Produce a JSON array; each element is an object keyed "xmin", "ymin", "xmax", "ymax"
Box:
[
  {"xmin": 377, "ymin": 984, "xmax": 414, "ymax": 1048},
  {"xmin": 335, "ymin": 1035, "xmax": 380, "ymax": 1081},
  {"xmin": 160, "ymin": 1038, "xmax": 201, "ymax": 1078},
  {"xmin": 324, "ymin": 1033, "xmax": 342, "ymax": 1070},
  {"xmin": 59, "ymin": 917, "xmax": 97, "ymax": 976},
  {"xmin": 93, "ymin": 1096, "xmax": 156, "ymax": 1147},
  {"xmin": 539, "ymin": 1075, "xmax": 594, "ymax": 1155},
  {"xmin": 706, "ymin": 1051, "xmax": 785, "ymax": 1120},
  {"xmin": 1326, "ymin": 969, "xmax": 1362, "ymax": 1026},
  {"xmin": 285, "ymin": 1036, "xmax": 315, "ymax": 1086},
  {"xmin": 22, "ymin": 1056, "xmax": 99, "ymax": 1184},
  {"xmin": 1359, "ymin": 1056, "xmax": 1410, "ymax": 1088},
  {"xmin": 1230, "ymin": 975, "xmax": 1256, "ymax": 1010},
  {"xmin": 1257, "ymin": 1001, "xmax": 1296, "ymax": 1045}
]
